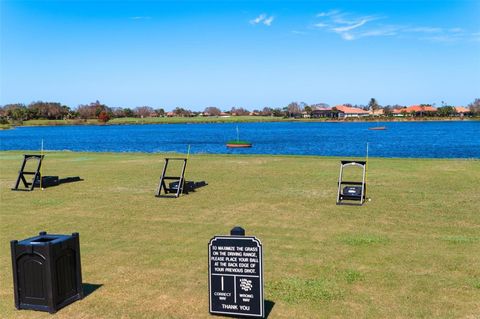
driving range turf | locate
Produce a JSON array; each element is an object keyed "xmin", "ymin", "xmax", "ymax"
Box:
[{"xmin": 0, "ymin": 151, "xmax": 479, "ymax": 318}]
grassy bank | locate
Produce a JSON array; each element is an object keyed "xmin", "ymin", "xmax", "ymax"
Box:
[
  {"xmin": 3, "ymin": 116, "xmax": 477, "ymax": 128},
  {"xmin": 0, "ymin": 124, "xmax": 13, "ymax": 130},
  {"xmin": 0, "ymin": 152, "xmax": 479, "ymax": 318},
  {"xmin": 20, "ymin": 116, "xmax": 286, "ymax": 127}
]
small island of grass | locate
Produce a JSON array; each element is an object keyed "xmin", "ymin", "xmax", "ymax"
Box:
[{"xmin": 226, "ymin": 126, "xmax": 252, "ymax": 148}]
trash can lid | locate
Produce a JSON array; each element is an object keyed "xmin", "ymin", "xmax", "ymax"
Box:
[{"xmin": 18, "ymin": 234, "xmax": 72, "ymax": 245}]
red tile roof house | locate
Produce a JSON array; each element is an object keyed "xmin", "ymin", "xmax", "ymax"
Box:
[
  {"xmin": 334, "ymin": 105, "xmax": 370, "ymax": 118},
  {"xmin": 454, "ymin": 106, "xmax": 471, "ymax": 116},
  {"xmin": 310, "ymin": 107, "xmax": 335, "ymax": 118},
  {"xmin": 406, "ymin": 105, "xmax": 437, "ymax": 116},
  {"xmin": 369, "ymin": 108, "xmax": 384, "ymax": 116},
  {"xmin": 393, "ymin": 108, "xmax": 407, "ymax": 116},
  {"xmin": 393, "ymin": 105, "xmax": 437, "ymax": 116}
]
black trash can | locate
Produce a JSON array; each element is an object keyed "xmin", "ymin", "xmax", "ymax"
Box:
[{"xmin": 10, "ymin": 231, "xmax": 83, "ymax": 313}]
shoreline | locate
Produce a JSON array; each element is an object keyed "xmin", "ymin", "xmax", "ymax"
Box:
[
  {"xmin": 1, "ymin": 150, "xmax": 478, "ymax": 161},
  {"xmin": 1, "ymin": 116, "xmax": 478, "ymax": 129}
]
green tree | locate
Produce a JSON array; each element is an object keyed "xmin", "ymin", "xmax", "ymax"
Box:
[
  {"xmin": 4, "ymin": 104, "xmax": 27, "ymax": 120},
  {"xmin": 77, "ymin": 101, "xmax": 110, "ymax": 119},
  {"xmin": 124, "ymin": 108, "xmax": 135, "ymax": 117},
  {"xmin": 368, "ymin": 98, "xmax": 380, "ymax": 113},
  {"xmin": 174, "ymin": 107, "xmax": 192, "ymax": 117},
  {"xmin": 437, "ymin": 106, "xmax": 456, "ymax": 117},
  {"xmin": 28, "ymin": 101, "xmax": 69, "ymax": 119},
  {"xmin": 10, "ymin": 107, "xmax": 26, "ymax": 121},
  {"xmin": 272, "ymin": 108, "xmax": 284, "ymax": 117},
  {"xmin": 155, "ymin": 108, "xmax": 165, "ymax": 117},
  {"xmin": 304, "ymin": 105, "xmax": 312, "ymax": 115}
]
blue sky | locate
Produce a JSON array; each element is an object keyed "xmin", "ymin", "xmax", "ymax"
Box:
[{"xmin": 1, "ymin": 0, "xmax": 479, "ymax": 110}]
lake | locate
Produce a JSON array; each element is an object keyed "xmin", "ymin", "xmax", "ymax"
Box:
[{"xmin": 0, "ymin": 121, "xmax": 479, "ymax": 158}]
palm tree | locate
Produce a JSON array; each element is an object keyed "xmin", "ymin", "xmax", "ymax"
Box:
[{"xmin": 368, "ymin": 98, "xmax": 379, "ymax": 114}]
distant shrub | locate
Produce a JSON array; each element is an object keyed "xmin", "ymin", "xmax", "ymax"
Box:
[{"xmin": 98, "ymin": 111, "xmax": 110, "ymax": 123}]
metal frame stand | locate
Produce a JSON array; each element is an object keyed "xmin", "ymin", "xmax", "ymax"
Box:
[
  {"xmin": 11, "ymin": 155, "xmax": 44, "ymax": 191},
  {"xmin": 155, "ymin": 158, "xmax": 188, "ymax": 198},
  {"xmin": 336, "ymin": 160, "xmax": 367, "ymax": 206}
]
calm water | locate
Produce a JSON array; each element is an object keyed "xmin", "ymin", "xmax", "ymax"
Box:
[{"xmin": 0, "ymin": 121, "xmax": 479, "ymax": 158}]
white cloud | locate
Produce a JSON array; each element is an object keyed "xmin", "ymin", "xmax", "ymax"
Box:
[
  {"xmin": 358, "ymin": 27, "xmax": 398, "ymax": 38},
  {"xmin": 316, "ymin": 10, "xmax": 339, "ymax": 17},
  {"xmin": 331, "ymin": 14, "xmax": 379, "ymax": 26},
  {"xmin": 313, "ymin": 10, "xmax": 379, "ymax": 40},
  {"xmin": 340, "ymin": 33, "xmax": 355, "ymax": 41},
  {"xmin": 312, "ymin": 9, "xmax": 472, "ymax": 43},
  {"xmin": 250, "ymin": 14, "xmax": 266, "ymax": 25},
  {"xmin": 250, "ymin": 14, "xmax": 274, "ymax": 26},
  {"xmin": 263, "ymin": 16, "xmax": 274, "ymax": 26},
  {"xmin": 333, "ymin": 19, "xmax": 369, "ymax": 32}
]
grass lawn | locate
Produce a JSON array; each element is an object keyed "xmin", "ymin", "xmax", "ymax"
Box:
[
  {"xmin": 3, "ymin": 117, "xmax": 477, "ymax": 130},
  {"xmin": 0, "ymin": 151, "xmax": 479, "ymax": 318},
  {"xmin": 108, "ymin": 116, "xmax": 286, "ymax": 124},
  {"xmin": 0, "ymin": 124, "xmax": 14, "ymax": 130},
  {"xmin": 20, "ymin": 116, "xmax": 291, "ymax": 127},
  {"xmin": 18, "ymin": 117, "xmax": 480, "ymax": 128}
]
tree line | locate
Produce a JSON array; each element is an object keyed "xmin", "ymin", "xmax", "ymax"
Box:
[
  {"xmin": 1, "ymin": 98, "xmax": 479, "ymax": 123},
  {"xmin": 0, "ymin": 101, "xmax": 168, "ymax": 123}
]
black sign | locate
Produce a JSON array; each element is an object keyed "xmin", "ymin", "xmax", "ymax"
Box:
[{"xmin": 209, "ymin": 235, "xmax": 264, "ymax": 317}]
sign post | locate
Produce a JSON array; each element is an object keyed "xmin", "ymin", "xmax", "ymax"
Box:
[{"xmin": 208, "ymin": 227, "xmax": 264, "ymax": 318}]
